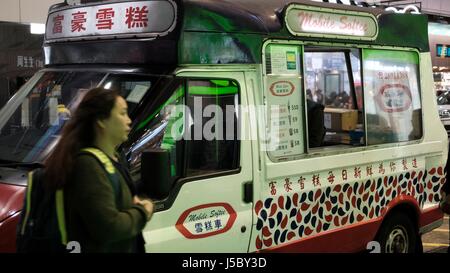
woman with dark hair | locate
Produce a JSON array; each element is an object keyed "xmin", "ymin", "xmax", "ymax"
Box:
[{"xmin": 45, "ymin": 87, "xmax": 153, "ymax": 253}]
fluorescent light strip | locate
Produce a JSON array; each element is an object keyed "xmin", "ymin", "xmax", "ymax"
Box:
[{"xmin": 30, "ymin": 23, "xmax": 45, "ymax": 34}]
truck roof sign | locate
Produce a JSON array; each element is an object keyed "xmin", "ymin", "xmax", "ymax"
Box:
[
  {"xmin": 45, "ymin": 0, "xmax": 177, "ymax": 42},
  {"xmin": 285, "ymin": 4, "xmax": 378, "ymax": 41}
]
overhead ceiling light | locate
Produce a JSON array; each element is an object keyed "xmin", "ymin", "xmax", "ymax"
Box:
[
  {"xmin": 30, "ymin": 23, "xmax": 45, "ymax": 34},
  {"xmin": 66, "ymin": 0, "xmax": 81, "ymax": 5},
  {"xmin": 429, "ymin": 22, "xmax": 450, "ymax": 36}
]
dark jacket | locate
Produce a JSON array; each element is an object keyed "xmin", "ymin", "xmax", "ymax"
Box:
[
  {"xmin": 307, "ymin": 99, "xmax": 326, "ymax": 148},
  {"xmin": 65, "ymin": 154, "xmax": 149, "ymax": 253}
]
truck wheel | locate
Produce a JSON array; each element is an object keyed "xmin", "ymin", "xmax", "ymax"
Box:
[{"xmin": 376, "ymin": 212, "xmax": 417, "ymax": 253}]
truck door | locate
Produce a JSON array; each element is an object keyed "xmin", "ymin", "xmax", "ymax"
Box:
[{"xmin": 136, "ymin": 71, "xmax": 254, "ymax": 252}]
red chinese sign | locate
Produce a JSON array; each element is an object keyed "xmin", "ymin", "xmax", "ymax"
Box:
[
  {"xmin": 269, "ymin": 181, "xmax": 277, "ymax": 196},
  {"xmin": 71, "ymin": 11, "xmax": 87, "ymax": 32},
  {"xmin": 327, "ymin": 171, "xmax": 335, "ymax": 184},
  {"xmin": 96, "ymin": 8, "xmax": 115, "ymax": 30},
  {"xmin": 266, "ymin": 157, "xmax": 421, "ymax": 195},
  {"xmin": 46, "ymin": 1, "xmax": 176, "ymax": 41},
  {"xmin": 284, "ymin": 178, "xmax": 292, "ymax": 193},
  {"xmin": 53, "ymin": 15, "xmax": 64, "ymax": 34},
  {"xmin": 354, "ymin": 167, "xmax": 361, "ymax": 179},
  {"xmin": 298, "ymin": 176, "xmax": 305, "ymax": 190},
  {"xmin": 125, "ymin": 6, "xmax": 149, "ymax": 28},
  {"xmin": 312, "ymin": 174, "xmax": 321, "ymax": 187},
  {"xmin": 342, "ymin": 169, "xmax": 348, "ymax": 181},
  {"xmin": 412, "ymin": 158, "xmax": 418, "ymax": 168},
  {"xmin": 402, "ymin": 159, "xmax": 408, "ymax": 170}
]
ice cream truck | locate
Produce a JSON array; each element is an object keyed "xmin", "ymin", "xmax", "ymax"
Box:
[{"xmin": 0, "ymin": 0, "xmax": 447, "ymax": 253}]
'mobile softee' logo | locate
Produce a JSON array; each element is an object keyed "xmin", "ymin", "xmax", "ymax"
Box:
[
  {"xmin": 270, "ymin": 81, "xmax": 295, "ymax": 97},
  {"xmin": 285, "ymin": 4, "xmax": 378, "ymax": 40},
  {"xmin": 176, "ymin": 203, "xmax": 237, "ymax": 239}
]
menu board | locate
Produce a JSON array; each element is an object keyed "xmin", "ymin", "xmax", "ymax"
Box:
[{"xmin": 266, "ymin": 76, "xmax": 304, "ymax": 158}]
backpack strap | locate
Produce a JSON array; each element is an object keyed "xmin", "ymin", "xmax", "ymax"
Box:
[
  {"xmin": 79, "ymin": 148, "xmax": 120, "ymax": 205},
  {"xmin": 20, "ymin": 171, "xmax": 34, "ymax": 236},
  {"xmin": 55, "ymin": 189, "xmax": 67, "ymax": 245}
]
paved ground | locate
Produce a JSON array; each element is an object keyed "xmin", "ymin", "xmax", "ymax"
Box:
[{"xmin": 423, "ymin": 215, "xmax": 449, "ymax": 253}]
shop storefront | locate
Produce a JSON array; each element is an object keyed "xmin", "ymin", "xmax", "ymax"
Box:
[
  {"xmin": 429, "ymin": 21, "xmax": 450, "ymax": 92},
  {"xmin": 0, "ymin": 22, "xmax": 44, "ymax": 108}
]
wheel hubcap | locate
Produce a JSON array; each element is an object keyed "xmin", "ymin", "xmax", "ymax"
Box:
[{"xmin": 386, "ymin": 226, "xmax": 409, "ymax": 253}]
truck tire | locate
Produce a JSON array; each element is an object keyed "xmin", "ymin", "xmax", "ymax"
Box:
[{"xmin": 375, "ymin": 212, "xmax": 418, "ymax": 253}]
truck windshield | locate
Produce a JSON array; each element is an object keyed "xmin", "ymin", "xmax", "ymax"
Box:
[{"xmin": 0, "ymin": 70, "xmax": 163, "ymax": 164}]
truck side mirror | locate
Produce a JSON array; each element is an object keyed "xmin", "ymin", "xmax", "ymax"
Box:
[{"xmin": 140, "ymin": 148, "xmax": 177, "ymax": 200}]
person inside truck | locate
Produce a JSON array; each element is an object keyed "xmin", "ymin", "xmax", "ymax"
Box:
[
  {"xmin": 306, "ymin": 89, "xmax": 313, "ymax": 101},
  {"xmin": 44, "ymin": 87, "xmax": 154, "ymax": 252},
  {"xmin": 341, "ymin": 91, "xmax": 352, "ymax": 109},
  {"xmin": 307, "ymin": 98, "xmax": 326, "ymax": 148},
  {"xmin": 325, "ymin": 91, "xmax": 337, "ymax": 107},
  {"xmin": 314, "ymin": 89, "xmax": 324, "ymax": 104}
]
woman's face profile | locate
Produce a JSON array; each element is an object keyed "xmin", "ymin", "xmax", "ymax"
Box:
[{"xmin": 100, "ymin": 96, "xmax": 132, "ymax": 145}]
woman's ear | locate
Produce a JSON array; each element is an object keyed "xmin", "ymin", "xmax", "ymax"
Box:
[{"xmin": 96, "ymin": 119, "xmax": 106, "ymax": 129}]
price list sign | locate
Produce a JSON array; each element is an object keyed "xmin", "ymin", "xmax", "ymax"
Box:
[
  {"xmin": 265, "ymin": 44, "xmax": 304, "ymax": 159},
  {"xmin": 266, "ymin": 76, "xmax": 303, "ymax": 158}
]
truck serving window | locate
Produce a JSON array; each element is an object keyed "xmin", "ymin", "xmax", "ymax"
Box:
[
  {"xmin": 363, "ymin": 49, "xmax": 422, "ymax": 145},
  {"xmin": 304, "ymin": 48, "xmax": 365, "ymax": 148},
  {"xmin": 263, "ymin": 43, "xmax": 423, "ymax": 162}
]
